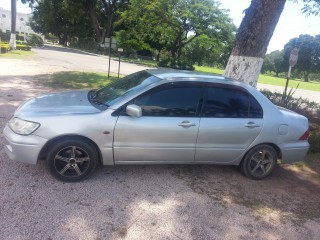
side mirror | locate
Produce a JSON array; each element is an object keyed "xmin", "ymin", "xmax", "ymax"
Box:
[{"xmin": 126, "ymin": 104, "xmax": 142, "ymax": 118}]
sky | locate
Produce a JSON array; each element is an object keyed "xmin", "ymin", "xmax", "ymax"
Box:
[{"xmin": 1, "ymin": 0, "xmax": 319, "ymax": 53}]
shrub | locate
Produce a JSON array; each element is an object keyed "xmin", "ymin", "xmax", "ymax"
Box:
[
  {"xmin": 309, "ymin": 131, "xmax": 320, "ymax": 153},
  {"xmin": 16, "ymin": 33, "xmax": 25, "ymax": 41},
  {"xmin": 1, "ymin": 45, "xmax": 10, "ymax": 54},
  {"xmin": 158, "ymin": 54, "xmax": 195, "ymax": 71},
  {"xmin": 15, "ymin": 44, "xmax": 31, "ymax": 51},
  {"xmin": 26, "ymin": 34, "xmax": 44, "ymax": 47}
]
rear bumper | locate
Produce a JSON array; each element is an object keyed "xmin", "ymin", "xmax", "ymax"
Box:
[
  {"xmin": 3, "ymin": 125, "xmax": 48, "ymax": 165},
  {"xmin": 280, "ymin": 141, "xmax": 309, "ymax": 164}
]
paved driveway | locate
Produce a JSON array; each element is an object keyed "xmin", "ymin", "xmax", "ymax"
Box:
[{"xmin": 0, "ymin": 48, "xmax": 320, "ymax": 239}]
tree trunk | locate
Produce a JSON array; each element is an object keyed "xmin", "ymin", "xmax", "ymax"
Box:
[
  {"xmin": 304, "ymin": 71, "xmax": 309, "ymax": 82},
  {"xmin": 86, "ymin": 6, "xmax": 104, "ymax": 43},
  {"xmin": 224, "ymin": 0, "xmax": 286, "ymax": 86},
  {"xmin": 9, "ymin": 0, "xmax": 16, "ymax": 50}
]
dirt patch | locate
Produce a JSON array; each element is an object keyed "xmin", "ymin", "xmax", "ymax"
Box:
[{"xmin": 171, "ymin": 164, "xmax": 320, "ymax": 223}]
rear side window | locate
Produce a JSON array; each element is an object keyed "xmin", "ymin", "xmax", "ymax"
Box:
[{"xmin": 202, "ymin": 87, "xmax": 263, "ymax": 118}]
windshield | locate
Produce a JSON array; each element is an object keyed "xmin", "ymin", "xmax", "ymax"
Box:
[{"xmin": 91, "ymin": 70, "xmax": 159, "ymax": 106}]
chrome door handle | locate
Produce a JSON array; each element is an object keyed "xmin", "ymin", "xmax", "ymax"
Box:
[
  {"xmin": 178, "ymin": 121, "xmax": 196, "ymax": 128},
  {"xmin": 244, "ymin": 122, "xmax": 260, "ymax": 128}
]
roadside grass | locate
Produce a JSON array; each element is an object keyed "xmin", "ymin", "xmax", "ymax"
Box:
[
  {"xmin": 194, "ymin": 66, "xmax": 224, "ymax": 75},
  {"xmin": 120, "ymin": 57, "xmax": 158, "ymax": 67},
  {"xmin": 34, "ymin": 71, "xmax": 120, "ymax": 89},
  {"xmin": 195, "ymin": 65, "xmax": 320, "ymax": 92},
  {"xmin": 0, "ymin": 50, "xmax": 34, "ymax": 59}
]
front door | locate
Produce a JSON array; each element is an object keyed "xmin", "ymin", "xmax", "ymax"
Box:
[{"xmin": 113, "ymin": 82, "xmax": 203, "ymax": 163}]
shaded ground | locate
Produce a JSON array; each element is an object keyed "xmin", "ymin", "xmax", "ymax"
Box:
[{"xmin": 0, "ymin": 53, "xmax": 320, "ymax": 239}]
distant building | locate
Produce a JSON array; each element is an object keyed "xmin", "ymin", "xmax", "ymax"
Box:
[{"xmin": 0, "ymin": 7, "xmax": 36, "ymax": 35}]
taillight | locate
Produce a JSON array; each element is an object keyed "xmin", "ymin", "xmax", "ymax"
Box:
[{"xmin": 299, "ymin": 129, "xmax": 310, "ymax": 140}]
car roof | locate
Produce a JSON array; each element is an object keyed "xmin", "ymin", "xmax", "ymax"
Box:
[{"xmin": 145, "ymin": 68, "xmax": 253, "ymax": 90}]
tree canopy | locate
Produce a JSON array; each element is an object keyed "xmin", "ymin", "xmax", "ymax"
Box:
[
  {"xmin": 118, "ymin": 0, "xmax": 235, "ymax": 66},
  {"xmin": 261, "ymin": 34, "xmax": 320, "ymax": 81}
]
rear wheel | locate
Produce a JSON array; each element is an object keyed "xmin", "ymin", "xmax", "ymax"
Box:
[
  {"xmin": 240, "ymin": 144, "xmax": 277, "ymax": 180},
  {"xmin": 46, "ymin": 139, "xmax": 98, "ymax": 182}
]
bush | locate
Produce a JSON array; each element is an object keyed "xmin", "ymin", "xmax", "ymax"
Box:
[
  {"xmin": 15, "ymin": 44, "xmax": 31, "ymax": 51},
  {"xmin": 1, "ymin": 45, "xmax": 10, "ymax": 54},
  {"xmin": 0, "ymin": 31, "xmax": 10, "ymax": 41},
  {"xmin": 16, "ymin": 34, "xmax": 25, "ymax": 41},
  {"xmin": 26, "ymin": 34, "xmax": 44, "ymax": 47},
  {"xmin": 309, "ymin": 131, "xmax": 320, "ymax": 153},
  {"xmin": 158, "ymin": 54, "xmax": 195, "ymax": 71}
]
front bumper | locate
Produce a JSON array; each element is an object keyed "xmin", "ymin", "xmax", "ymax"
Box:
[
  {"xmin": 3, "ymin": 125, "xmax": 48, "ymax": 164},
  {"xmin": 280, "ymin": 141, "xmax": 309, "ymax": 164}
]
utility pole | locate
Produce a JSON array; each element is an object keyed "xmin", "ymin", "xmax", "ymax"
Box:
[{"xmin": 9, "ymin": 0, "xmax": 16, "ymax": 50}]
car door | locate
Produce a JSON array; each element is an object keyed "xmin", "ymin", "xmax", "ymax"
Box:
[
  {"xmin": 113, "ymin": 82, "xmax": 204, "ymax": 163},
  {"xmin": 195, "ymin": 85, "xmax": 264, "ymax": 163}
]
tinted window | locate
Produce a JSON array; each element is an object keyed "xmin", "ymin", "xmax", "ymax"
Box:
[
  {"xmin": 202, "ymin": 87, "xmax": 262, "ymax": 118},
  {"xmin": 133, "ymin": 84, "xmax": 203, "ymax": 117}
]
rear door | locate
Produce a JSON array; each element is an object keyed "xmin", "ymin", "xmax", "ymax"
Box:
[
  {"xmin": 196, "ymin": 85, "xmax": 264, "ymax": 163},
  {"xmin": 114, "ymin": 82, "xmax": 204, "ymax": 163}
]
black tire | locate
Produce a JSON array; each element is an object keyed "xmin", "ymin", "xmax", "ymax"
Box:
[
  {"xmin": 240, "ymin": 144, "xmax": 277, "ymax": 180},
  {"xmin": 46, "ymin": 139, "xmax": 99, "ymax": 182}
]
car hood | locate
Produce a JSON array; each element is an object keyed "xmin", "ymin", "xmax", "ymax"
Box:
[{"xmin": 15, "ymin": 90, "xmax": 101, "ymax": 117}]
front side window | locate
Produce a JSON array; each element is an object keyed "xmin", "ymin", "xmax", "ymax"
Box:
[
  {"xmin": 133, "ymin": 83, "xmax": 203, "ymax": 117},
  {"xmin": 202, "ymin": 87, "xmax": 263, "ymax": 118}
]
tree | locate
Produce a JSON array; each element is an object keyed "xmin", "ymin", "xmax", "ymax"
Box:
[
  {"xmin": 22, "ymin": 0, "xmax": 129, "ymax": 44},
  {"xmin": 224, "ymin": 0, "xmax": 320, "ymax": 86},
  {"xmin": 224, "ymin": 0, "xmax": 286, "ymax": 86},
  {"xmin": 261, "ymin": 50, "xmax": 285, "ymax": 76},
  {"xmin": 301, "ymin": 0, "xmax": 320, "ymax": 15},
  {"xmin": 284, "ymin": 34, "xmax": 320, "ymax": 81},
  {"xmin": 9, "ymin": 0, "xmax": 17, "ymax": 49},
  {"xmin": 29, "ymin": 0, "xmax": 92, "ymax": 45},
  {"xmin": 120, "ymin": 0, "xmax": 235, "ymax": 63},
  {"xmin": 184, "ymin": 34, "xmax": 234, "ymax": 67},
  {"xmin": 75, "ymin": 0, "xmax": 129, "ymax": 43}
]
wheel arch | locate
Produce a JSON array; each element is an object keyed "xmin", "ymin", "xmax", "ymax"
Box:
[
  {"xmin": 38, "ymin": 134, "xmax": 103, "ymax": 164},
  {"xmin": 242, "ymin": 142, "xmax": 282, "ymax": 163}
]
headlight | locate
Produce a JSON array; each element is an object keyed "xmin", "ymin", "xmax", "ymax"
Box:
[{"xmin": 8, "ymin": 117, "xmax": 40, "ymax": 135}]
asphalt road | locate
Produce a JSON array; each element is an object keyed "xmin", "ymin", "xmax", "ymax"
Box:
[{"xmin": 32, "ymin": 45, "xmax": 151, "ymax": 75}]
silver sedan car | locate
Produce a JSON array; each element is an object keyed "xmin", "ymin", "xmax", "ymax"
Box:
[{"xmin": 3, "ymin": 70, "xmax": 310, "ymax": 181}]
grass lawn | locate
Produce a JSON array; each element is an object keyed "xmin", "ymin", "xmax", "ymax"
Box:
[
  {"xmin": 195, "ymin": 65, "xmax": 320, "ymax": 92},
  {"xmin": 120, "ymin": 57, "xmax": 158, "ymax": 67},
  {"xmin": 0, "ymin": 50, "xmax": 34, "ymax": 59},
  {"xmin": 35, "ymin": 71, "xmax": 120, "ymax": 89}
]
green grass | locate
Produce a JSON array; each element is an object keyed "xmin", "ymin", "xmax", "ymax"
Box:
[
  {"xmin": 120, "ymin": 57, "xmax": 158, "ymax": 67},
  {"xmin": 258, "ymin": 74, "xmax": 320, "ymax": 91},
  {"xmin": 0, "ymin": 50, "xmax": 34, "ymax": 59},
  {"xmin": 195, "ymin": 65, "xmax": 320, "ymax": 92},
  {"xmin": 35, "ymin": 71, "xmax": 120, "ymax": 89},
  {"xmin": 194, "ymin": 66, "xmax": 224, "ymax": 75}
]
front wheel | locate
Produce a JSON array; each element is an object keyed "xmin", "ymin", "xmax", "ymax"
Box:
[
  {"xmin": 46, "ymin": 139, "xmax": 99, "ymax": 182},
  {"xmin": 240, "ymin": 144, "xmax": 277, "ymax": 180}
]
